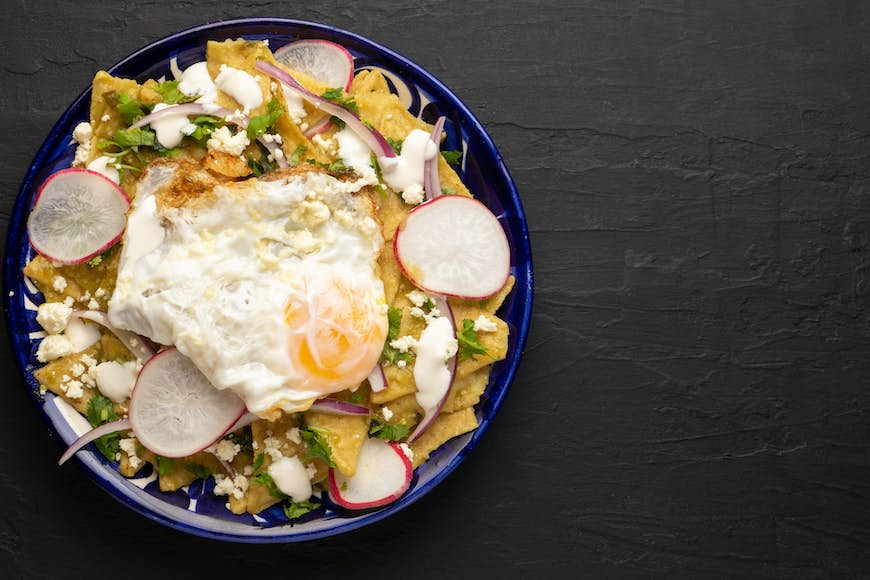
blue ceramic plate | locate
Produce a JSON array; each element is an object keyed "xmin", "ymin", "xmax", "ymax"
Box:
[{"xmin": 3, "ymin": 18, "xmax": 532, "ymax": 542}]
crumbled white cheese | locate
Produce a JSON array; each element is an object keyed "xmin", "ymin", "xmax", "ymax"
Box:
[
  {"xmin": 87, "ymin": 298, "xmax": 100, "ymax": 311},
  {"xmin": 213, "ymin": 473, "xmax": 250, "ymax": 500},
  {"xmin": 36, "ymin": 302, "xmax": 72, "ymax": 334},
  {"xmin": 263, "ymin": 436, "xmax": 284, "ymax": 461},
  {"xmin": 401, "ymin": 183, "xmax": 425, "ymax": 206},
  {"xmin": 406, "ymin": 290, "xmax": 429, "ymax": 308},
  {"xmin": 390, "ymin": 335, "xmax": 417, "ymax": 353},
  {"xmin": 119, "ymin": 438, "xmax": 142, "ymax": 470},
  {"xmin": 397, "ymin": 360, "xmax": 407, "ymax": 369},
  {"xmin": 71, "ymin": 122, "xmax": 93, "ymax": 167},
  {"xmin": 64, "ymin": 380, "xmax": 84, "ymax": 400},
  {"xmin": 69, "ymin": 363, "xmax": 85, "ymax": 378},
  {"xmin": 286, "ymin": 427, "xmax": 302, "ymax": 445},
  {"xmin": 36, "ymin": 335, "xmax": 73, "ymax": 362},
  {"xmin": 206, "ymin": 126, "xmax": 250, "ymax": 157},
  {"xmin": 214, "ymin": 439, "xmax": 241, "ymax": 462},
  {"xmin": 100, "ymin": 113, "xmax": 111, "ymax": 122},
  {"xmin": 312, "ymin": 133, "xmax": 337, "ymax": 155},
  {"xmin": 409, "ymin": 306, "xmax": 426, "ymax": 319},
  {"xmin": 94, "ymin": 288, "xmax": 107, "ymax": 299},
  {"xmin": 382, "ymin": 406, "xmax": 394, "ymax": 421},
  {"xmin": 473, "ymin": 315, "xmax": 498, "ymax": 333},
  {"xmin": 52, "ymin": 276, "xmax": 67, "ymax": 292}
]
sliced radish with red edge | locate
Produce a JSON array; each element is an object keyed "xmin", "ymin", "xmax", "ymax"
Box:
[
  {"xmin": 328, "ymin": 438, "xmax": 412, "ymax": 509},
  {"xmin": 128, "ymin": 348, "xmax": 246, "ymax": 458},
  {"xmin": 274, "ymin": 39, "xmax": 354, "ymax": 91},
  {"xmin": 27, "ymin": 168, "xmax": 130, "ymax": 265},
  {"xmin": 394, "ymin": 195, "xmax": 511, "ymax": 300}
]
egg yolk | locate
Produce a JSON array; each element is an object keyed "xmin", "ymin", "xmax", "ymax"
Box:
[{"xmin": 284, "ymin": 277, "xmax": 387, "ymax": 392}]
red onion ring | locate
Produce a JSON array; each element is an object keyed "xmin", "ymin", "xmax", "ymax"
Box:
[
  {"xmin": 367, "ymin": 364, "xmax": 388, "ymax": 393},
  {"xmin": 310, "ymin": 398, "xmax": 371, "ymax": 416},
  {"xmin": 255, "ymin": 60, "xmax": 397, "ymax": 159},
  {"xmin": 423, "ymin": 116, "xmax": 446, "ymax": 201},
  {"xmin": 59, "ymin": 418, "xmax": 132, "ymax": 465},
  {"xmin": 303, "ymin": 116, "xmax": 334, "ymax": 140}
]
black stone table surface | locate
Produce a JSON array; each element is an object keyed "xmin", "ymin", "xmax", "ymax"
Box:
[{"xmin": 2, "ymin": 1, "xmax": 869, "ymax": 578}]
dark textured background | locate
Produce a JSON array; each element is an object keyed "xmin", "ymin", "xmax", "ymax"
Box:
[{"xmin": 2, "ymin": 1, "xmax": 870, "ymax": 578}]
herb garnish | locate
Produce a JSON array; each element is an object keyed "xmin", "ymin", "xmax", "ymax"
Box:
[
  {"xmin": 300, "ymin": 425, "xmax": 335, "ymax": 467},
  {"xmin": 185, "ymin": 464, "xmax": 212, "ymax": 479},
  {"xmin": 283, "ymin": 499, "xmax": 320, "ymax": 520},
  {"xmin": 86, "ymin": 394, "xmax": 121, "ymax": 461},
  {"xmin": 380, "ymin": 306, "xmax": 414, "ymax": 365},
  {"xmin": 456, "ymin": 319, "xmax": 487, "ymax": 361},
  {"xmin": 320, "ymin": 88, "xmax": 358, "ymax": 113},
  {"xmin": 441, "ymin": 150, "xmax": 462, "ymax": 165},
  {"xmin": 246, "ymin": 99, "xmax": 284, "ymax": 140},
  {"xmin": 369, "ymin": 418, "xmax": 410, "ymax": 441},
  {"xmin": 154, "ymin": 80, "xmax": 197, "ymax": 105}
]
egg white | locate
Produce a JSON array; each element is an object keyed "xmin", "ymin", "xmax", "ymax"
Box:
[{"xmin": 108, "ymin": 163, "xmax": 386, "ymax": 417}]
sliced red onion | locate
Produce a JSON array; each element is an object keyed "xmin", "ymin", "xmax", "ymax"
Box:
[
  {"xmin": 128, "ymin": 103, "xmax": 235, "ymax": 130},
  {"xmin": 169, "ymin": 57, "xmax": 183, "ymax": 81},
  {"xmin": 367, "ymin": 364, "xmax": 387, "ymax": 393},
  {"xmin": 255, "ymin": 60, "xmax": 396, "ymax": 159},
  {"xmin": 407, "ymin": 296, "xmax": 457, "ymax": 444},
  {"xmin": 257, "ymin": 135, "xmax": 289, "ymax": 168},
  {"xmin": 58, "ymin": 418, "xmax": 131, "ymax": 465},
  {"xmin": 206, "ymin": 449, "xmax": 235, "ymax": 476},
  {"xmin": 303, "ymin": 116, "xmax": 334, "ymax": 140},
  {"xmin": 73, "ymin": 310, "xmax": 155, "ymax": 363},
  {"xmin": 424, "ymin": 116, "xmax": 446, "ymax": 201},
  {"xmin": 310, "ymin": 398, "xmax": 371, "ymax": 416}
]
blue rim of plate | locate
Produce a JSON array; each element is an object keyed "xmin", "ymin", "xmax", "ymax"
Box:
[{"xmin": 2, "ymin": 18, "xmax": 533, "ymax": 543}]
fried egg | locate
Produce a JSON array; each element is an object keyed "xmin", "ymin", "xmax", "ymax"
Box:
[{"xmin": 108, "ymin": 161, "xmax": 388, "ymax": 417}]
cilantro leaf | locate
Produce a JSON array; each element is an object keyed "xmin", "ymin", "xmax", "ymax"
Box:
[
  {"xmin": 155, "ymin": 456, "xmax": 176, "ymax": 476},
  {"xmin": 369, "ymin": 418, "xmax": 410, "ymax": 441},
  {"xmin": 251, "ymin": 472, "xmax": 287, "ymax": 499},
  {"xmin": 246, "ymin": 152, "xmax": 276, "ymax": 177},
  {"xmin": 252, "ymin": 453, "xmax": 265, "ymax": 474},
  {"xmin": 349, "ymin": 391, "xmax": 364, "ymax": 404},
  {"xmin": 154, "ymin": 80, "xmax": 196, "ymax": 105},
  {"xmin": 457, "ymin": 318, "xmax": 487, "ymax": 361},
  {"xmin": 380, "ymin": 307, "xmax": 414, "ymax": 365},
  {"xmin": 283, "ymin": 499, "xmax": 320, "ymax": 520},
  {"xmin": 300, "ymin": 425, "xmax": 335, "ymax": 467},
  {"xmin": 115, "ymin": 93, "xmax": 149, "ymax": 125},
  {"xmin": 330, "ymin": 115, "xmax": 346, "ymax": 130},
  {"xmin": 187, "ymin": 115, "xmax": 222, "ymax": 147},
  {"xmin": 227, "ymin": 428, "xmax": 253, "ymax": 454},
  {"xmin": 246, "ymin": 99, "xmax": 284, "ymax": 140},
  {"xmin": 185, "ymin": 463, "xmax": 212, "ymax": 479},
  {"xmin": 320, "ymin": 88, "xmax": 358, "ymax": 113},
  {"xmin": 441, "ymin": 186, "xmax": 457, "ymax": 195},
  {"xmin": 385, "ymin": 137, "xmax": 403, "ymax": 155},
  {"xmin": 327, "ymin": 160, "xmax": 347, "ymax": 172},
  {"xmin": 288, "ymin": 144, "xmax": 307, "ymax": 166},
  {"xmin": 441, "ymin": 150, "xmax": 462, "ymax": 165},
  {"xmin": 107, "ymin": 127, "xmax": 156, "ymax": 149},
  {"xmin": 85, "ymin": 394, "xmax": 120, "ymax": 461}
]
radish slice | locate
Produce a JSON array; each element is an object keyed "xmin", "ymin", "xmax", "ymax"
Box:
[
  {"xmin": 328, "ymin": 438, "xmax": 412, "ymax": 509},
  {"xmin": 394, "ymin": 195, "xmax": 511, "ymax": 300},
  {"xmin": 73, "ymin": 310, "xmax": 155, "ymax": 363},
  {"xmin": 27, "ymin": 168, "xmax": 130, "ymax": 265},
  {"xmin": 128, "ymin": 348, "xmax": 246, "ymax": 458},
  {"xmin": 310, "ymin": 399, "xmax": 370, "ymax": 416},
  {"xmin": 407, "ymin": 296, "xmax": 457, "ymax": 443},
  {"xmin": 274, "ymin": 39, "xmax": 354, "ymax": 91},
  {"xmin": 255, "ymin": 61, "xmax": 396, "ymax": 159},
  {"xmin": 367, "ymin": 364, "xmax": 387, "ymax": 393},
  {"xmin": 58, "ymin": 418, "xmax": 131, "ymax": 465}
]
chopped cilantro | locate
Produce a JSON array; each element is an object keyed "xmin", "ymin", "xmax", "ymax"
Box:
[
  {"xmin": 369, "ymin": 418, "xmax": 410, "ymax": 441},
  {"xmin": 300, "ymin": 425, "xmax": 335, "ymax": 467},
  {"xmin": 283, "ymin": 499, "xmax": 320, "ymax": 520},
  {"xmin": 441, "ymin": 150, "xmax": 462, "ymax": 165},
  {"xmin": 251, "ymin": 472, "xmax": 287, "ymax": 499},
  {"xmin": 85, "ymin": 394, "xmax": 120, "ymax": 461},
  {"xmin": 288, "ymin": 144, "xmax": 307, "ymax": 166},
  {"xmin": 246, "ymin": 152, "xmax": 276, "ymax": 177},
  {"xmin": 330, "ymin": 115, "xmax": 346, "ymax": 129},
  {"xmin": 327, "ymin": 160, "xmax": 347, "ymax": 172},
  {"xmin": 349, "ymin": 391, "xmax": 364, "ymax": 404},
  {"xmin": 105, "ymin": 127, "xmax": 156, "ymax": 149},
  {"xmin": 155, "ymin": 456, "xmax": 176, "ymax": 476},
  {"xmin": 385, "ymin": 136, "xmax": 403, "ymax": 155},
  {"xmin": 370, "ymin": 152, "xmax": 383, "ymax": 181},
  {"xmin": 441, "ymin": 186, "xmax": 457, "ymax": 195},
  {"xmin": 252, "ymin": 453, "xmax": 265, "ymax": 474},
  {"xmin": 320, "ymin": 88, "xmax": 358, "ymax": 113},
  {"xmin": 187, "ymin": 115, "xmax": 222, "ymax": 147},
  {"xmin": 86, "ymin": 255, "xmax": 102, "ymax": 267},
  {"xmin": 114, "ymin": 93, "xmax": 149, "ymax": 125},
  {"xmin": 185, "ymin": 463, "xmax": 212, "ymax": 479},
  {"xmin": 457, "ymin": 318, "xmax": 487, "ymax": 361},
  {"xmin": 227, "ymin": 428, "xmax": 253, "ymax": 454},
  {"xmin": 154, "ymin": 80, "xmax": 196, "ymax": 105},
  {"xmin": 246, "ymin": 99, "xmax": 284, "ymax": 140},
  {"xmin": 380, "ymin": 307, "xmax": 414, "ymax": 365}
]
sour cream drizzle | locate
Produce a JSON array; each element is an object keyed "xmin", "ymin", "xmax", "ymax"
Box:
[
  {"xmin": 215, "ymin": 64, "xmax": 263, "ymax": 114},
  {"xmin": 379, "ymin": 129, "xmax": 438, "ymax": 204},
  {"xmin": 412, "ymin": 315, "xmax": 457, "ymax": 411}
]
